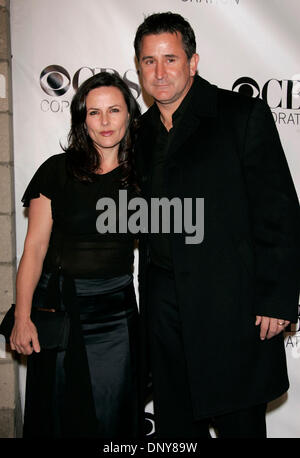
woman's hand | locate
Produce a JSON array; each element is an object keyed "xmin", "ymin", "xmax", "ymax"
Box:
[
  {"xmin": 255, "ymin": 316, "xmax": 290, "ymax": 340},
  {"xmin": 10, "ymin": 317, "xmax": 41, "ymax": 355}
]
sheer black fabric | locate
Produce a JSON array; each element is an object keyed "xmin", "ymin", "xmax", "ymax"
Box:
[{"xmin": 22, "ymin": 153, "xmax": 136, "ymax": 277}]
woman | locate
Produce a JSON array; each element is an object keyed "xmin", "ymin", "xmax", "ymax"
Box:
[{"xmin": 10, "ymin": 72, "xmax": 141, "ymax": 438}]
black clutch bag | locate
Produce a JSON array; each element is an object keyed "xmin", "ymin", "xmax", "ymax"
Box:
[{"xmin": 0, "ymin": 304, "xmax": 70, "ymax": 350}]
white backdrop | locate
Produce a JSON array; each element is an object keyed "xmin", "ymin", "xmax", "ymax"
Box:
[{"xmin": 10, "ymin": 0, "xmax": 300, "ymax": 437}]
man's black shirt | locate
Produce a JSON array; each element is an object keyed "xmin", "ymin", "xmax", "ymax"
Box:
[{"xmin": 148, "ymin": 82, "xmax": 194, "ymax": 271}]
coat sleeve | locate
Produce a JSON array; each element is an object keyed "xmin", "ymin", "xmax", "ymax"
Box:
[{"xmin": 242, "ymin": 97, "xmax": 300, "ymax": 322}]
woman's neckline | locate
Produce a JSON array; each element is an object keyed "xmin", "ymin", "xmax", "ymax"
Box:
[{"xmin": 92, "ymin": 164, "xmax": 121, "ymax": 178}]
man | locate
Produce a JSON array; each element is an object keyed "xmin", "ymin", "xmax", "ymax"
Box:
[{"xmin": 134, "ymin": 12, "xmax": 300, "ymax": 438}]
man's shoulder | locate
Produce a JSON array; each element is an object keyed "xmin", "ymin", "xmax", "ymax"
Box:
[
  {"xmin": 140, "ymin": 104, "xmax": 156, "ymax": 122},
  {"xmin": 136, "ymin": 105, "xmax": 158, "ymax": 140},
  {"xmin": 195, "ymin": 75, "xmax": 266, "ymax": 113},
  {"xmin": 215, "ymin": 84, "xmax": 268, "ymax": 116}
]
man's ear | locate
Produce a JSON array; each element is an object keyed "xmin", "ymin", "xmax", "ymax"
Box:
[{"xmin": 189, "ymin": 53, "xmax": 199, "ymax": 77}]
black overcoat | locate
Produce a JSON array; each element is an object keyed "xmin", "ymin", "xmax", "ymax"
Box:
[{"xmin": 136, "ymin": 75, "xmax": 300, "ymax": 420}]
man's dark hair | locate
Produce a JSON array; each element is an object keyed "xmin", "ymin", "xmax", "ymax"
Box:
[
  {"xmin": 134, "ymin": 12, "xmax": 196, "ymax": 61},
  {"xmin": 64, "ymin": 71, "xmax": 140, "ymax": 187}
]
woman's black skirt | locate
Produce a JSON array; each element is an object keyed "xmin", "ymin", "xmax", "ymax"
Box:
[{"xmin": 23, "ymin": 280, "xmax": 140, "ymax": 438}]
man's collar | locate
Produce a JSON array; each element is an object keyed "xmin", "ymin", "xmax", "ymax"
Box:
[
  {"xmin": 172, "ymin": 77, "xmax": 195, "ymax": 124},
  {"xmin": 189, "ymin": 74, "xmax": 218, "ymax": 117}
]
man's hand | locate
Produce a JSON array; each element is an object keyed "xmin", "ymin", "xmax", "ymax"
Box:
[{"xmin": 255, "ymin": 316, "xmax": 290, "ymax": 340}]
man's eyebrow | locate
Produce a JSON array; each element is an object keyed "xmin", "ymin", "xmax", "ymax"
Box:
[
  {"xmin": 141, "ymin": 54, "xmax": 178, "ymax": 61},
  {"xmin": 141, "ymin": 55, "xmax": 154, "ymax": 61}
]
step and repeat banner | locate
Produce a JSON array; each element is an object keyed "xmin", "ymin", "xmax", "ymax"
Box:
[{"xmin": 10, "ymin": 0, "xmax": 300, "ymax": 437}]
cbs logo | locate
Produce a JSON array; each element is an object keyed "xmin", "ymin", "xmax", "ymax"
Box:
[
  {"xmin": 40, "ymin": 65, "xmax": 71, "ymax": 97},
  {"xmin": 40, "ymin": 65, "xmax": 141, "ymax": 98},
  {"xmin": 232, "ymin": 77, "xmax": 300, "ymax": 109}
]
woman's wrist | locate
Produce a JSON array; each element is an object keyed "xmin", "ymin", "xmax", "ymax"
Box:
[{"xmin": 14, "ymin": 307, "xmax": 31, "ymax": 321}]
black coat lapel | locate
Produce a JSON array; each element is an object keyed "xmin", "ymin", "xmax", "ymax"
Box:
[{"xmin": 166, "ymin": 76, "xmax": 218, "ymax": 167}]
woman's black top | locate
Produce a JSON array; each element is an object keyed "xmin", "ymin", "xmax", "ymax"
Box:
[{"xmin": 22, "ymin": 152, "xmax": 135, "ymax": 279}]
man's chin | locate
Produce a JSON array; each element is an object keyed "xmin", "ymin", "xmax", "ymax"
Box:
[{"xmin": 153, "ymin": 95, "xmax": 177, "ymax": 105}]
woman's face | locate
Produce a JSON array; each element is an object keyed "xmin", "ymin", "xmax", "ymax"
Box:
[{"xmin": 85, "ymin": 85, "xmax": 129, "ymax": 155}]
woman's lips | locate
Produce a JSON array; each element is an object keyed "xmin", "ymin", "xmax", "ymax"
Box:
[{"xmin": 100, "ymin": 131, "xmax": 114, "ymax": 136}]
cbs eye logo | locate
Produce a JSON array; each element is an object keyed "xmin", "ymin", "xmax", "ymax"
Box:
[
  {"xmin": 40, "ymin": 65, "xmax": 71, "ymax": 97},
  {"xmin": 232, "ymin": 77, "xmax": 260, "ymax": 98}
]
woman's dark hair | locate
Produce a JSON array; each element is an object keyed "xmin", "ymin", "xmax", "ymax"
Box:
[
  {"xmin": 134, "ymin": 12, "xmax": 196, "ymax": 61},
  {"xmin": 64, "ymin": 71, "xmax": 141, "ymax": 188}
]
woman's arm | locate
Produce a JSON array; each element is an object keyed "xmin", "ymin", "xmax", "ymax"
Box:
[{"xmin": 10, "ymin": 194, "xmax": 53, "ymax": 355}]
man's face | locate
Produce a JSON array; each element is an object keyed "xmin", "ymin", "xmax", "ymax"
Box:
[{"xmin": 138, "ymin": 32, "xmax": 199, "ymax": 109}]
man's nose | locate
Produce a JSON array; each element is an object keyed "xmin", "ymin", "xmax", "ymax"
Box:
[{"xmin": 155, "ymin": 61, "xmax": 166, "ymax": 80}]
